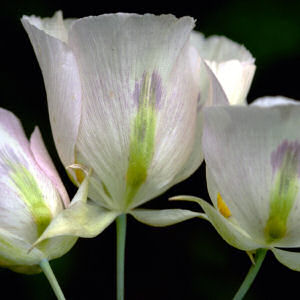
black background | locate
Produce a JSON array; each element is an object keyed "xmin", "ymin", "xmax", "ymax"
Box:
[{"xmin": 1, "ymin": 1, "xmax": 300, "ymax": 299}]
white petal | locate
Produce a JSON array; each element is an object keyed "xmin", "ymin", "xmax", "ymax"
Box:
[
  {"xmin": 191, "ymin": 32, "xmax": 255, "ymax": 105},
  {"xmin": 171, "ymin": 196, "xmax": 262, "ymax": 250},
  {"xmin": 133, "ymin": 52, "xmax": 230, "ymax": 207},
  {"xmin": 21, "ymin": 15, "xmax": 82, "ymax": 169},
  {"xmin": 42, "ymin": 236, "xmax": 77, "ymax": 261},
  {"xmin": 169, "ymin": 112, "xmax": 204, "ymax": 185},
  {"xmin": 206, "ymin": 60, "xmax": 255, "ymax": 105},
  {"xmin": 130, "ymin": 208, "xmax": 204, "ymax": 227},
  {"xmin": 30, "ymin": 127, "xmax": 69, "ymax": 207},
  {"xmin": 190, "ymin": 32, "xmax": 254, "ymax": 62},
  {"xmin": 167, "ymin": 56, "xmax": 229, "ymax": 186},
  {"xmin": 206, "ymin": 165, "xmax": 221, "ymax": 208},
  {"xmin": 203, "ymin": 104, "xmax": 300, "ymax": 247},
  {"xmin": 0, "ymin": 109, "xmax": 61, "ymax": 242},
  {"xmin": 272, "ymin": 248, "xmax": 300, "ymax": 271},
  {"xmin": 22, "ymin": 11, "xmax": 70, "ymax": 42},
  {"xmin": 132, "ymin": 45, "xmax": 200, "ymax": 208},
  {"xmin": 251, "ymin": 96, "xmax": 300, "ymax": 107},
  {"xmin": 69, "ymin": 14, "xmax": 196, "ymax": 209},
  {"xmin": 0, "ymin": 228, "xmax": 44, "ymax": 267}
]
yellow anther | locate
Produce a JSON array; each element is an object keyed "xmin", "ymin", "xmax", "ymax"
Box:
[
  {"xmin": 74, "ymin": 168, "xmax": 85, "ymax": 184},
  {"xmin": 217, "ymin": 193, "xmax": 232, "ymax": 218},
  {"xmin": 66, "ymin": 162, "xmax": 90, "ymax": 185}
]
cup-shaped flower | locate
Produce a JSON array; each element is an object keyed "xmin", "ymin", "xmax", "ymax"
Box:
[
  {"xmin": 0, "ymin": 108, "xmax": 82, "ymax": 274},
  {"xmin": 21, "ymin": 11, "xmax": 218, "ymax": 233},
  {"xmin": 22, "ymin": 11, "xmax": 256, "ymax": 238},
  {"xmin": 174, "ymin": 96, "xmax": 300, "ymax": 271},
  {"xmin": 190, "ymin": 32, "xmax": 256, "ymax": 105}
]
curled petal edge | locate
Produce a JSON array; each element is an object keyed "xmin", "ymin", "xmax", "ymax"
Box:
[{"xmin": 170, "ymin": 196, "xmax": 262, "ymax": 251}]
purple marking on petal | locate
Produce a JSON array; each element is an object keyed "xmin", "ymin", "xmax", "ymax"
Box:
[
  {"xmin": 133, "ymin": 71, "xmax": 163, "ymax": 109},
  {"xmin": 271, "ymin": 140, "xmax": 300, "ymax": 176},
  {"xmin": 196, "ymin": 93, "xmax": 203, "ymax": 112},
  {"xmin": 133, "ymin": 73, "xmax": 143, "ymax": 106},
  {"xmin": 133, "ymin": 80, "xmax": 140, "ymax": 106},
  {"xmin": 151, "ymin": 71, "xmax": 163, "ymax": 108}
]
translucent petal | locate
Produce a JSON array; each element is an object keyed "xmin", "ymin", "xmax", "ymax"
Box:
[
  {"xmin": 206, "ymin": 60, "xmax": 255, "ymax": 105},
  {"xmin": 190, "ymin": 32, "xmax": 255, "ymax": 105},
  {"xmin": 21, "ymin": 15, "xmax": 81, "ymax": 169},
  {"xmin": 251, "ymin": 96, "xmax": 300, "ymax": 107},
  {"xmin": 0, "ymin": 228, "xmax": 44, "ymax": 267},
  {"xmin": 42, "ymin": 235, "xmax": 77, "ymax": 261},
  {"xmin": 171, "ymin": 55, "xmax": 232, "ymax": 185},
  {"xmin": 130, "ymin": 208, "xmax": 204, "ymax": 227},
  {"xmin": 30, "ymin": 127, "xmax": 69, "ymax": 207},
  {"xmin": 190, "ymin": 32, "xmax": 254, "ymax": 62},
  {"xmin": 21, "ymin": 11, "xmax": 74, "ymax": 43},
  {"xmin": 272, "ymin": 248, "xmax": 300, "ymax": 271}
]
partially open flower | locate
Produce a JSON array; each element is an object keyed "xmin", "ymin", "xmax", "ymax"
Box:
[
  {"xmin": 0, "ymin": 108, "xmax": 79, "ymax": 274},
  {"xmin": 174, "ymin": 96, "xmax": 300, "ymax": 271}
]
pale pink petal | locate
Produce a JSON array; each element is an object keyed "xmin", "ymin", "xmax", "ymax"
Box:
[
  {"xmin": 21, "ymin": 15, "xmax": 82, "ymax": 170},
  {"xmin": 0, "ymin": 108, "xmax": 63, "ymax": 241},
  {"xmin": 30, "ymin": 127, "xmax": 69, "ymax": 207}
]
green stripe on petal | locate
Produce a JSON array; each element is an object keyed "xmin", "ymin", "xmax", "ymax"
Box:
[
  {"xmin": 125, "ymin": 72, "xmax": 159, "ymax": 207},
  {"xmin": 10, "ymin": 164, "xmax": 52, "ymax": 237},
  {"xmin": 265, "ymin": 140, "xmax": 300, "ymax": 243}
]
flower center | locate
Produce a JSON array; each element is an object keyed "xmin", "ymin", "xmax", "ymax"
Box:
[
  {"xmin": 265, "ymin": 140, "xmax": 300, "ymax": 243},
  {"xmin": 125, "ymin": 72, "xmax": 161, "ymax": 208}
]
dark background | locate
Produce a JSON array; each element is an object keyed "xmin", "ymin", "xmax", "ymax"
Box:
[{"xmin": 1, "ymin": 1, "xmax": 300, "ymax": 299}]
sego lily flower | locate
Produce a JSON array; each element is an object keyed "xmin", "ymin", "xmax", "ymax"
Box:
[
  {"xmin": 174, "ymin": 96, "xmax": 300, "ymax": 271},
  {"xmin": 21, "ymin": 12, "xmax": 254, "ymax": 241},
  {"xmin": 21, "ymin": 11, "xmax": 214, "ymax": 238},
  {"xmin": 0, "ymin": 108, "xmax": 84, "ymax": 274}
]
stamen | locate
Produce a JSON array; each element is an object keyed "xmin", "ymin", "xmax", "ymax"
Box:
[
  {"xmin": 66, "ymin": 163, "xmax": 91, "ymax": 184},
  {"xmin": 217, "ymin": 193, "xmax": 232, "ymax": 218}
]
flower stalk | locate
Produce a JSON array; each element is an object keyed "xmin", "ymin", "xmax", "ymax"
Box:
[
  {"xmin": 233, "ymin": 249, "xmax": 268, "ymax": 300},
  {"xmin": 39, "ymin": 259, "xmax": 66, "ymax": 300},
  {"xmin": 116, "ymin": 214, "xmax": 127, "ymax": 300}
]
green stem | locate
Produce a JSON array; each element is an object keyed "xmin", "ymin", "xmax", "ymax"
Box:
[
  {"xmin": 116, "ymin": 214, "xmax": 127, "ymax": 300},
  {"xmin": 39, "ymin": 258, "xmax": 66, "ymax": 300},
  {"xmin": 233, "ymin": 248, "xmax": 268, "ymax": 300}
]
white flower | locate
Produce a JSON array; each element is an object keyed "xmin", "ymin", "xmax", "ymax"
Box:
[
  {"xmin": 0, "ymin": 108, "xmax": 81, "ymax": 274},
  {"xmin": 175, "ymin": 96, "xmax": 300, "ymax": 271},
  {"xmin": 21, "ymin": 11, "xmax": 253, "ymax": 239}
]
